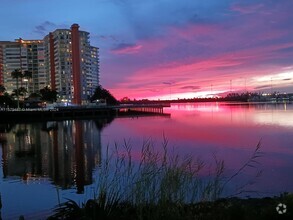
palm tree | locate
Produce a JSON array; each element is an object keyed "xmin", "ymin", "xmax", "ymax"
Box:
[
  {"xmin": 23, "ymin": 70, "xmax": 32, "ymax": 94},
  {"xmin": 12, "ymin": 87, "xmax": 28, "ymax": 99},
  {"xmin": 18, "ymin": 87, "xmax": 28, "ymax": 97},
  {"xmin": 11, "ymin": 69, "xmax": 23, "ymax": 108},
  {"xmin": 10, "ymin": 69, "xmax": 32, "ymax": 108}
]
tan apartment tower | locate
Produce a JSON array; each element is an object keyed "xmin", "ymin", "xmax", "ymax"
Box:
[{"xmin": 0, "ymin": 39, "xmax": 45, "ymax": 94}]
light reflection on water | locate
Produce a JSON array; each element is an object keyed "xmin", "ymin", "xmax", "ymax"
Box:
[{"xmin": 0, "ymin": 102, "xmax": 293, "ymax": 218}]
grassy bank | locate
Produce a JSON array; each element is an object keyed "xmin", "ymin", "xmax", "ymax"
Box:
[
  {"xmin": 48, "ymin": 194, "xmax": 293, "ymax": 219},
  {"xmin": 48, "ymin": 139, "xmax": 292, "ymax": 219}
]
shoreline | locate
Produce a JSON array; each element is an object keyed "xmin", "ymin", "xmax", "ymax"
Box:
[
  {"xmin": 0, "ymin": 105, "xmax": 170, "ymax": 123},
  {"xmin": 0, "ymin": 101, "xmax": 289, "ymax": 122}
]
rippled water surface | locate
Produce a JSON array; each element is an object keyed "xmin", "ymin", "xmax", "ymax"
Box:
[{"xmin": 1, "ymin": 103, "xmax": 293, "ymax": 218}]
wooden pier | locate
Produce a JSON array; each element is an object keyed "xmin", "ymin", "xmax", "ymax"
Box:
[{"xmin": 114, "ymin": 103, "xmax": 170, "ymax": 115}]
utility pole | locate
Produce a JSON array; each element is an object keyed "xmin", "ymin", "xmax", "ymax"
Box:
[{"xmin": 271, "ymin": 77, "xmax": 273, "ymax": 95}]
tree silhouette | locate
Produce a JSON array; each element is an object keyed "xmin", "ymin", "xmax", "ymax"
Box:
[
  {"xmin": 12, "ymin": 87, "xmax": 28, "ymax": 98},
  {"xmin": 0, "ymin": 93, "xmax": 15, "ymax": 108},
  {"xmin": 28, "ymin": 92, "xmax": 41, "ymax": 99},
  {"xmin": 23, "ymin": 70, "xmax": 32, "ymax": 93},
  {"xmin": 90, "ymin": 86, "xmax": 119, "ymax": 105},
  {"xmin": 0, "ymin": 84, "xmax": 6, "ymax": 95},
  {"xmin": 11, "ymin": 69, "xmax": 23, "ymax": 108},
  {"xmin": 40, "ymin": 86, "xmax": 58, "ymax": 102},
  {"xmin": 10, "ymin": 69, "xmax": 32, "ymax": 107}
]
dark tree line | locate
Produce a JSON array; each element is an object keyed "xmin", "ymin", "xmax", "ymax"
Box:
[
  {"xmin": 1, "ymin": 83, "xmax": 118, "ymax": 107},
  {"xmin": 90, "ymin": 85, "xmax": 119, "ymax": 105},
  {"xmin": 0, "ymin": 84, "xmax": 58, "ymax": 107}
]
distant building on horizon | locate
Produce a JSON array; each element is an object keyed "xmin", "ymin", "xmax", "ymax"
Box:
[{"xmin": 0, "ymin": 24, "xmax": 99, "ymax": 104}]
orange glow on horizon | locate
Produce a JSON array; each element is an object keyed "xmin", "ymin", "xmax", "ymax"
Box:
[
  {"xmin": 110, "ymin": 68, "xmax": 293, "ymax": 100},
  {"xmin": 143, "ymin": 90, "xmax": 226, "ymax": 100}
]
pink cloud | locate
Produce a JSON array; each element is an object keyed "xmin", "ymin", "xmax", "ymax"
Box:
[
  {"xmin": 230, "ymin": 3, "xmax": 264, "ymax": 14},
  {"xmin": 113, "ymin": 23, "xmax": 220, "ymax": 57},
  {"xmin": 111, "ymin": 43, "xmax": 143, "ymax": 55},
  {"xmin": 168, "ymin": 23, "xmax": 220, "ymax": 40},
  {"xmin": 104, "ymin": 3, "xmax": 293, "ymax": 100},
  {"xmin": 109, "ymin": 39, "xmax": 293, "ymax": 99},
  {"xmin": 124, "ymin": 41, "xmax": 293, "ymax": 80}
]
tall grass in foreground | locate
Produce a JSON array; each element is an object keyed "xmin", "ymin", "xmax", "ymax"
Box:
[{"xmin": 50, "ymin": 138, "xmax": 263, "ymax": 219}]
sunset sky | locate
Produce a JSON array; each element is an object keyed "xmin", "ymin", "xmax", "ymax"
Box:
[{"xmin": 1, "ymin": 0, "xmax": 293, "ymax": 100}]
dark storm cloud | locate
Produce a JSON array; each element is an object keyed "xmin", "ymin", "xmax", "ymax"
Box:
[{"xmin": 34, "ymin": 21, "xmax": 59, "ymax": 35}]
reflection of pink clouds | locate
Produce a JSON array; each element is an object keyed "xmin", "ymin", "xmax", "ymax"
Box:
[
  {"xmin": 102, "ymin": 103, "xmax": 293, "ymax": 194},
  {"xmin": 113, "ymin": 114, "xmax": 254, "ymax": 150},
  {"xmin": 252, "ymin": 111, "xmax": 293, "ymax": 128},
  {"xmin": 112, "ymin": 104, "xmax": 293, "ymax": 156},
  {"xmin": 260, "ymin": 156, "xmax": 287, "ymax": 167}
]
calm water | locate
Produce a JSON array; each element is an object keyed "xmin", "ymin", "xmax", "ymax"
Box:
[{"xmin": 0, "ymin": 102, "xmax": 293, "ymax": 218}]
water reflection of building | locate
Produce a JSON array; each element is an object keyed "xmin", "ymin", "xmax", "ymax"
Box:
[{"xmin": 0, "ymin": 119, "xmax": 111, "ymax": 194}]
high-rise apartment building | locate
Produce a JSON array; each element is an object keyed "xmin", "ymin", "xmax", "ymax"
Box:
[
  {"xmin": 44, "ymin": 24, "xmax": 99, "ymax": 104},
  {"xmin": 89, "ymin": 46, "xmax": 100, "ymax": 94},
  {"xmin": 0, "ymin": 24, "xmax": 100, "ymax": 104},
  {"xmin": 0, "ymin": 39, "xmax": 45, "ymax": 94}
]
